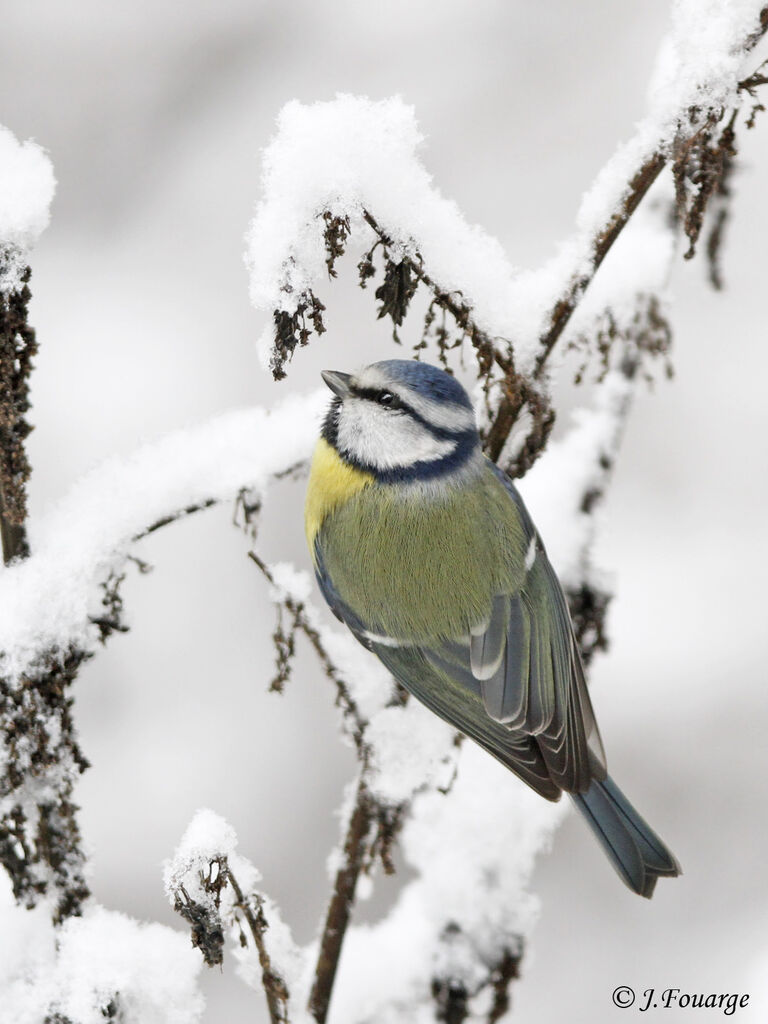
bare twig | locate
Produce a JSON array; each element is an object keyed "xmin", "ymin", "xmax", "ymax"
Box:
[
  {"xmin": 309, "ymin": 775, "xmax": 374, "ymax": 1024},
  {"xmin": 247, "ymin": 550, "xmax": 369, "ymax": 752},
  {"xmin": 227, "ymin": 867, "xmax": 291, "ymax": 1024},
  {"xmin": 136, "ymin": 498, "xmax": 218, "ymax": 540}
]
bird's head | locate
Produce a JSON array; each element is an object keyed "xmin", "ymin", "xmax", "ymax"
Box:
[{"xmin": 320, "ymin": 359, "xmax": 480, "ymax": 481}]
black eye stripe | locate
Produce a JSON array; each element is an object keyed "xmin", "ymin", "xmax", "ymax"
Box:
[
  {"xmin": 347, "ymin": 383, "xmax": 469, "ymax": 440},
  {"xmin": 351, "ymin": 385, "xmax": 403, "ymax": 408}
]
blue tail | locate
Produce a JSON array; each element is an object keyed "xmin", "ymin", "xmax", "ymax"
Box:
[{"xmin": 571, "ymin": 775, "xmax": 681, "ymax": 898}]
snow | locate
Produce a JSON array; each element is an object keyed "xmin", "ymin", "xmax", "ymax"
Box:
[
  {"xmin": 0, "ymin": 389, "xmax": 327, "ymax": 683},
  {"xmin": 53, "ymin": 908, "xmax": 205, "ymax": 1024},
  {"xmin": 268, "ymin": 560, "xmax": 314, "ymax": 604},
  {"xmin": 0, "ymin": 876, "xmax": 204, "ymax": 1024},
  {"xmin": 532, "ymin": 0, "xmax": 765, "ymax": 345},
  {"xmin": 163, "ymin": 808, "xmax": 243, "ymax": 891},
  {"xmin": 365, "ymin": 703, "xmax": 457, "ymax": 806},
  {"xmin": 0, "ymin": 125, "xmax": 56, "ymax": 293}
]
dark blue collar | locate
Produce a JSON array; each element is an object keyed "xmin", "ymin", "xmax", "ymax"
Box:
[{"xmin": 351, "ymin": 430, "xmax": 479, "ymax": 484}]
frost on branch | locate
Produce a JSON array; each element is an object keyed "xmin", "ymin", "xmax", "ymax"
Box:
[{"xmin": 166, "ymin": 809, "xmax": 304, "ymax": 1024}]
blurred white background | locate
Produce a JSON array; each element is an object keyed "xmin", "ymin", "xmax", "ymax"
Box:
[{"xmin": 3, "ymin": 0, "xmax": 767, "ymax": 1020}]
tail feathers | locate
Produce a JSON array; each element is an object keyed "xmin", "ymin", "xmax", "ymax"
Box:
[{"xmin": 571, "ymin": 775, "xmax": 681, "ymax": 898}]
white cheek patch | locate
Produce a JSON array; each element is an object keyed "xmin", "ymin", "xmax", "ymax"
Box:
[{"xmin": 337, "ymin": 398, "xmax": 458, "ymax": 469}]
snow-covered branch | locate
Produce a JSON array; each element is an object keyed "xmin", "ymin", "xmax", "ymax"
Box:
[
  {"xmin": 246, "ymin": 1, "xmax": 767, "ymax": 476},
  {"xmin": 0, "ymin": 125, "xmax": 55, "ymax": 563},
  {"xmin": 0, "ymin": 394, "xmax": 325, "ymax": 920},
  {"xmin": 165, "ymin": 810, "xmax": 304, "ymax": 1024},
  {"xmin": 0, "ymin": 391, "xmax": 326, "ymax": 682}
]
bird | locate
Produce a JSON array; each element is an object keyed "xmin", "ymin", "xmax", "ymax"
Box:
[{"xmin": 305, "ymin": 358, "xmax": 680, "ymax": 897}]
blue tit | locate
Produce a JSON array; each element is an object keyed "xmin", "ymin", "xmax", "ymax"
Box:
[{"xmin": 305, "ymin": 359, "xmax": 680, "ymax": 897}]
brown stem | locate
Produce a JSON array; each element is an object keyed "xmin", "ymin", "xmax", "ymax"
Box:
[
  {"xmin": 0, "ymin": 266, "xmax": 37, "ymax": 564},
  {"xmin": 486, "ymin": 948, "xmax": 522, "ymax": 1023},
  {"xmin": 534, "ymin": 152, "xmax": 667, "ymax": 375},
  {"xmin": 227, "ymin": 868, "xmax": 291, "ymax": 1024},
  {"xmin": 135, "ymin": 498, "xmax": 218, "ymax": 540},
  {"xmin": 0, "ymin": 500, "xmax": 29, "ymax": 564},
  {"xmin": 483, "ymin": 151, "xmax": 667, "ymax": 467},
  {"xmin": 247, "ymin": 550, "xmax": 369, "ymax": 751},
  {"xmin": 361, "ymin": 209, "xmax": 513, "ymax": 374},
  {"xmin": 309, "ymin": 776, "xmax": 373, "ymax": 1024}
]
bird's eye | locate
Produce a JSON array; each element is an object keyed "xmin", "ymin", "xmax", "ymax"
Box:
[{"xmin": 377, "ymin": 391, "xmax": 398, "ymax": 407}]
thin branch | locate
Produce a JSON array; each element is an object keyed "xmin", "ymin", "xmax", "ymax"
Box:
[
  {"xmin": 309, "ymin": 775, "xmax": 373, "ymax": 1024},
  {"xmin": 482, "ymin": 152, "xmax": 667, "ymax": 466},
  {"xmin": 486, "ymin": 948, "xmax": 522, "ymax": 1024},
  {"xmin": 135, "ymin": 498, "xmax": 218, "ymax": 541},
  {"xmin": 227, "ymin": 867, "xmax": 291, "ymax": 1024},
  {"xmin": 539, "ymin": 153, "xmax": 667, "ymax": 376},
  {"xmin": 247, "ymin": 550, "xmax": 369, "ymax": 752}
]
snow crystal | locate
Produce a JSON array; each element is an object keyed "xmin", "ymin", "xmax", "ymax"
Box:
[
  {"xmin": 0, "ymin": 389, "xmax": 327, "ymax": 683},
  {"xmin": 0, "ymin": 125, "xmax": 56, "ymax": 293}
]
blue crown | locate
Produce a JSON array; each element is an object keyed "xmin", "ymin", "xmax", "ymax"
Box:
[{"xmin": 370, "ymin": 360, "xmax": 473, "ymax": 410}]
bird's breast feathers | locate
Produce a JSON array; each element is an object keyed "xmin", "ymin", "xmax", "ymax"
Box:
[{"xmin": 306, "ymin": 445, "xmax": 529, "ymax": 642}]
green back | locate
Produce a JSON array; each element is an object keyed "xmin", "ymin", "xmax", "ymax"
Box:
[{"xmin": 317, "ymin": 465, "xmax": 527, "ymax": 642}]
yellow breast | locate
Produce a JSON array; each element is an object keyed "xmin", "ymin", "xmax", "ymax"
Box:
[{"xmin": 304, "ymin": 437, "xmax": 374, "ymax": 555}]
